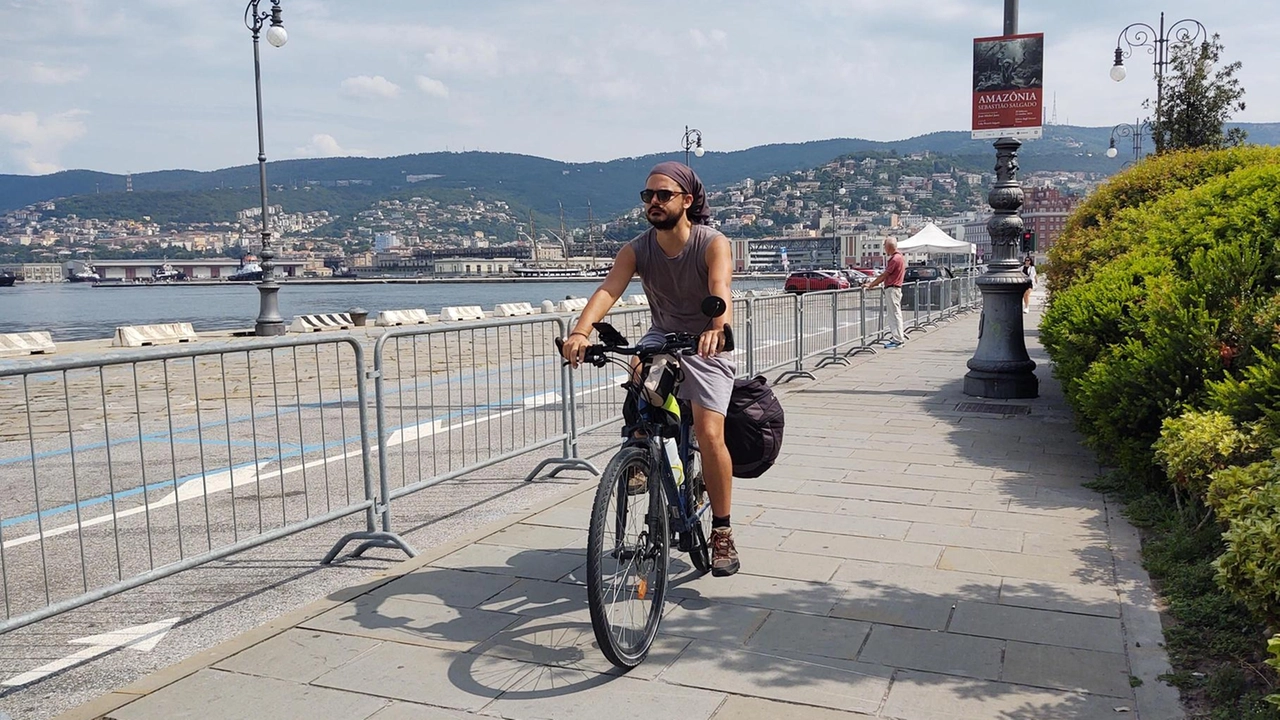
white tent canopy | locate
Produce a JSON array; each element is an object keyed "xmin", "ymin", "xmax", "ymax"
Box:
[{"xmin": 898, "ymin": 223, "xmax": 976, "ymax": 256}]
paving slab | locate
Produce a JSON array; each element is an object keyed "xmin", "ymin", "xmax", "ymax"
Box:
[
  {"xmin": 660, "ymin": 640, "xmax": 892, "ymax": 715},
  {"xmin": 485, "ymin": 671, "xmax": 726, "ymax": 720},
  {"xmin": 710, "ymin": 695, "xmax": 875, "ymax": 719},
  {"xmin": 858, "ymin": 624, "xmax": 1003, "ymax": 681},
  {"xmin": 733, "ymin": 547, "xmax": 844, "ymax": 583},
  {"xmin": 212, "ymin": 629, "xmax": 380, "ymax": 683},
  {"xmin": 106, "ymin": 669, "xmax": 388, "ymax": 720},
  {"xmin": 300, "ymin": 594, "xmax": 520, "ymax": 652},
  {"xmin": 882, "ymin": 670, "xmax": 1125, "ymax": 720},
  {"xmin": 752, "ymin": 507, "xmax": 910, "ymax": 541},
  {"xmin": 366, "ymin": 703, "xmax": 476, "ymax": 720},
  {"xmin": 780, "ymin": 530, "xmax": 943, "ymax": 567},
  {"xmin": 363, "ymin": 567, "xmax": 520, "ymax": 608},
  {"xmin": 1001, "ymin": 641, "xmax": 1132, "ymax": 698},
  {"xmin": 312, "ymin": 641, "xmax": 533, "ymax": 711},
  {"xmin": 745, "ymin": 610, "xmax": 872, "ymax": 661},
  {"xmin": 948, "ymin": 602, "xmax": 1125, "ymax": 654}
]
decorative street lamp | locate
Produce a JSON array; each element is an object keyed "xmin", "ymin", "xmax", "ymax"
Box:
[
  {"xmin": 964, "ymin": 0, "xmax": 1038, "ymax": 399},
  {"xmin": 830, "ymin": 187, "xmax": 846, "ymax": 269},
  {"xmin": 1107, "ymin": 118, "xmax": 1151, "ymax": 166},
  {"xmin": 682, "ymin": 126, "xmax": 704, "ymax": 166},
  {"xmin": 1109, "ymin": 12, "xmax": 1206, "ymax": 143},
  {"xmin": 246, "ymin": 0, "xmax": 288, "ymax": 336}
]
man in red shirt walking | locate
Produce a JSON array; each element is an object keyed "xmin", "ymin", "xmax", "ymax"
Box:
[{"xmin": 865, "ymin": 238, "xmax": 906, "ymax": 348}]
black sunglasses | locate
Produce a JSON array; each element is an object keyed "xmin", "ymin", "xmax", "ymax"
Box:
[{"xmin": 640, "ymin": 189, "xmax": 686, "ymax": 204}]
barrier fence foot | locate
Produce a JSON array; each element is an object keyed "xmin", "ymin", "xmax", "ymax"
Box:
[
  {"xmin": 525, "ymin": 457, "xmax": 599, "ymax": 482},
  {"xmin": 905, "ymin": 325, "xmax": 928, "ymax": 336},
  {"xmin": 815, "ymin": 356, "xmax": 850, "ymax": 369},
  {"xmin": 773, "ymin": 369, "xmax": 816, "ymax": 384},
  {"xmin": 844, "ymin": 344, "xmax": 878, "ymax": 357},
  {"xmin": 323, "ymin": 530, "xmax": 417, "ymax": 564}
]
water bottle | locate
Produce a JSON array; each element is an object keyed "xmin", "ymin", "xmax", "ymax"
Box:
[{"xmin": 663, "ymin": 436, "xmax": 685, "ymax": 487}]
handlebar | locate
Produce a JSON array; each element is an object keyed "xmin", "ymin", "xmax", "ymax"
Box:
[{"xmin": 555, "ymin": 325, "xmax": 735, "ymax": 367}]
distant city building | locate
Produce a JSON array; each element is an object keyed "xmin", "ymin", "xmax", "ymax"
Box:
[
  {"xmin": 374, "ymin": 232, "xmax": 401, "ymax": 252},
  {"xmin": 1022, "ymin": 188, "xmax": 1082, "ymax": 257}
]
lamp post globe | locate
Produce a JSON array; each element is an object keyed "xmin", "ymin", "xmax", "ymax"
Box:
[
  {"xmin": 266, "ymin": 24, "xmax": 288, "ymax": 47},
  {"xmin": 693, "ymin": 144, "xmax": 705, "ymax": 158},
  {"xmin": 1109, "ymin": 62, "xmax": 1126, "ymax": 82},
  {"xmin": 1106, "ymin": 146, "xmax": 1118, "ymax": 158}
]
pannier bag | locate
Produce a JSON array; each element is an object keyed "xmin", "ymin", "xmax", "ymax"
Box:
[{"xmin": 724, "ymin": 375, "xmax": 785, "ymax": 478}]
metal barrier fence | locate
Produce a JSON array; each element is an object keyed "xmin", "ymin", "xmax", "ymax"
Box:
[
  {"xmin": 0, "ymin": 336, "xmax": 376, "ymax": 633},
  {"xmin": 0, "ymin": 280, "xmax": 981, "ymax": 633}
]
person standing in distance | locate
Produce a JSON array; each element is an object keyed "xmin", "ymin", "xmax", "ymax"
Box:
[
  {"xmin": 1021, "ymin": 256, "xmax": 1037, "ymax": 313},
  {"xmin": 560, "ymin": 162, "xmax": 741, "ymax": 577},
  {"xmin": 865, "ymin": 238, "xmax": 906, "ymax": 348}
]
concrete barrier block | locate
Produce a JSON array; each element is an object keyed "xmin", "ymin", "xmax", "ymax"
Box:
[
  {"xmin": 625, "ymin": 294, "xmax": 649, "ymax": 306},
  {"xmin": 288, "ymin": 313, "xmax": 353, "ymax": 333},
  {"xmin": 376, "ymin": 308, "xmax": 432, "ymax": 327},
  {"xmin": 440, "ymin": 305, "xmax": 486, "ymax": 322},
  {"xmin": 112, "ymin": 323, "xmax": 198, "ymax": 348},
  {"xmin": 0, "ymin": 331, "xmax": 56, "ymax": 357},
  {"xmin": 557, "ymin": 298, "xmax": 590, "ymax": 313},
  {"xmin": 494, "ymin": 302, "xmax": 536, "ymax": 317}
]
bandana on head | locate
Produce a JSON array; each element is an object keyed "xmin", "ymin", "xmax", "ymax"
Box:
[{"xmin": 648, "ymin": 161, "xmax": 711, "ymax": 225}]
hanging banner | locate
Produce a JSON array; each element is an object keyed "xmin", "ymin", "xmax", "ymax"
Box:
[{"xmin": 972, "ymin": 32, "xmax": 1044, "ymax": 140}]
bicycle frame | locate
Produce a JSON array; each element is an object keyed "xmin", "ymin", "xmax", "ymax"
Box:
[{"xmin": 623, "ymin": 384, "xmax": 706, "ymax": 541}]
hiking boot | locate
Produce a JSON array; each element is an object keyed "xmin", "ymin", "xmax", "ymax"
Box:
[{"xmin": 710, "ymin": 527, "xmax": 740, "ymax": 577}]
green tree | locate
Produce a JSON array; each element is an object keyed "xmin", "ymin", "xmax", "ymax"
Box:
[{"xmin": 1149, "ymin": 34, "xmax": 1247, "ymax": 154}]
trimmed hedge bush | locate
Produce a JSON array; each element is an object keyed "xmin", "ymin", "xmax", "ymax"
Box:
[
  {"xmin": 1042, "ymin": 161, "xmax": 1280, "ymax": 477},
  {"xmin": 1047, "ymin": 145, "xmax": 1280, "ymax": 295},
  {"xmin": 1211, "ymin": 452, "xmax": 1280, "ymax": 626}
]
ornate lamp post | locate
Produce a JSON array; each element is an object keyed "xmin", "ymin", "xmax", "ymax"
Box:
[
  {"xmin": 246, "ymin": 0, "xmax": 288, "ymax": 336},
  {"xmin": 830, "ymin": 187, "xmax": 846, "ymax": 269},
  {"xmin": 1107, "ymin": 118, "xmax": 1151, "ymax": 166},
  {"xmin": 1109, "ymin": 12, "xmax": 1206, "ymax": 148},
  {"xmin": 682, "ymin": 126, "xmax": 704, "ymax": 166},
  {"xmin": 964, "ymin": 0, "xmax": 1038, "ymax": 399}
]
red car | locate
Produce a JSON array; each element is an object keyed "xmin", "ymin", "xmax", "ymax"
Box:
[{"xmin": 785, "ymin": 271, "xmax": 850, "ymax": 293}]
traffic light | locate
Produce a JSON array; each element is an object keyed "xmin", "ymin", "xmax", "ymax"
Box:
[{"xmin": 1020, "ymin": 230, "xmax": 1037, "ymax": 253}]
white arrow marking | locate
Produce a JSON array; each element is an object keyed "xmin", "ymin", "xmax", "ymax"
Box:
[{"xmin": 2, "ymin": 617, "xmax": 179, "ymax": 687}]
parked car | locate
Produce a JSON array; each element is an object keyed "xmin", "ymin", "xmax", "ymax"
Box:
[
  {"xmin": 840, "ymin": 268, "xmax": 876, "ymax": 286},
  {"xmin": 901, "ymin": 265, "xmax": 960, "ymax": 310},
  {"xmin": 784, "ymin": 270, "xmax": 850, "ymax": 293}
]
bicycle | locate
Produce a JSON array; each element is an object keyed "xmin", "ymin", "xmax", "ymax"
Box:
[{"xmin": 556, "ymin": 296, "xmax": 734, "ymax": 668}]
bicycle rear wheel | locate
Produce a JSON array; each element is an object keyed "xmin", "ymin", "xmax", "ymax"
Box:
[{"xmin": 586, "ymin": 445, "xmax": 669, "ymax": 668}]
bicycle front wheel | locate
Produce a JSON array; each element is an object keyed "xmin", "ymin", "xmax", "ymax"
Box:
[{"xmin": 586, "ymin": 445, "xmax": 669, "ymax": 668}]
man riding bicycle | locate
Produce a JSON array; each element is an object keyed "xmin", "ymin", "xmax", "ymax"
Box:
[{"xmin": 560, "ymin": 161, "xmax": 740, "ymax": 577}]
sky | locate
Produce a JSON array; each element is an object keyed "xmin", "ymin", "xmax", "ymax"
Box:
[{"xmin": 1, "ymin": 0, "xmax": 1276, "ymax": 176}]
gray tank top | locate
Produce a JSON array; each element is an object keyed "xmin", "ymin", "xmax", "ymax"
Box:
[{"xmin": 629, "ymin": 225, "xmax": 723, "ymax": 335}]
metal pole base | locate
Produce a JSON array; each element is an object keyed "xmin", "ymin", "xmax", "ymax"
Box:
[
  {"xmin": 774, "ymin": 370, "xmax": 816, "ymax": 384},
  {"xmin": 963, "ymin": 274, "xmax": 1038, "ymax": 399},
  {"xmin": 524, "ymin": 457, "xmax": 599, "ymax": 482},
  {"xmin": 322, "ymin": 530, "xmax": 417, "ymax": 564},
  {"xmin": 254, "ymin": 282, "xmax": 286, "ymax": 336}
]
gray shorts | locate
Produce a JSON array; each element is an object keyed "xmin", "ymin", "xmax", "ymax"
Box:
[{"xmin": 639, "ymin": 329, "xmax": 737, "ymax": 416}]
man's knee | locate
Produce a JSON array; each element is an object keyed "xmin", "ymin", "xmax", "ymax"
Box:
[{"xmin": 692, "ymin": 406, "xmax": 727, "ymax": 445}]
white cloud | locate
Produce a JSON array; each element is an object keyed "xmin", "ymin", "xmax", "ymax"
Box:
[
  {"xmin": 23, "ymin": 62, "xmax": 89, "ymax": 85},
  {"xmin": 689, "ymin": 29, "xmax": 729, "ymax": 50},
  {"xmin": 0, "ymin": 110, "xmax": 89, "ymax": 174},
  {"xmin": 339, "ymin": 75, "xmax": 401, "ymax": 100},
  {"xmin": 415, "ymin": 75, "xmax": 450, "ymax": 99},
  {"xmin": 293, "ymin": 133, "xmax": 365, "ymax": 158}
]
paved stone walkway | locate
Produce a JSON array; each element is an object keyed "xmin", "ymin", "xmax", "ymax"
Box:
[{"xmin": 56, "ymin": 308, "xmax": 1183, "ymax": 720}]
